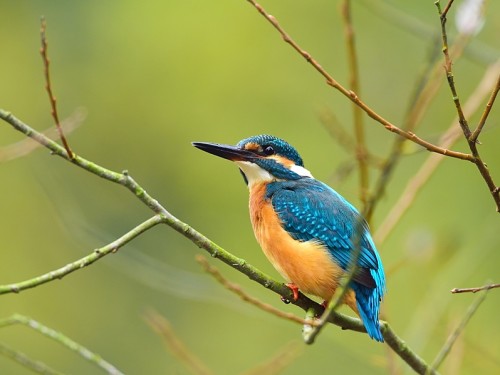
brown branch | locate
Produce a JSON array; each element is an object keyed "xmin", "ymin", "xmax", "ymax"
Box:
[
  {"xmin": 144, "ymin": 310, "xmax": 212, "ymax": 375},
  {"xmin": 241, "ymin": 342, "xmax": 302, "ymax": 375},
  {"xmin": 341, "ymin": 0, "xmax": 369, "ymax": 206},
  {"xmin": 40, "ymin": 17, "xmax": 74, "ymax": 160},
  {"xmin": 470, "ymin": 73, "xmax": 500, "ymax": 143},
  {"xmin": 451, "ymin": 283, "xmax": 500, "ymax": 294},
  {"xmin": 365, "ymin": 30, "xmax": 470, "ymax": 222},
  {"xmin": 196, "ymin": 255, "xmax": 318, "ymax": 327},
  {"xmin": 435, "ymin": 2, "xmax": 500, "ymax": 211},
  {"xmin": 375, "ymin": 61, "xmax": 500, "ymax": 244},
  {"xmin": 318, "ymin": 109, "xmax": 384, "ymax": 168},
  {"xmin": 246, "ymin": 0, "xmax": 473, "ymax": 162}
]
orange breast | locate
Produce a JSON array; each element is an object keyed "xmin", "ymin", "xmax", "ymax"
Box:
[{"xmin": 249, "ymin": 183, "xmax": 357, "ymax": 308}]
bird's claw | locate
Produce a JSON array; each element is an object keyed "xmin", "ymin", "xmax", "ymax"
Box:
[{"xmin": 281, "ymin": 282, "xmax": 300, "ymax": 303}]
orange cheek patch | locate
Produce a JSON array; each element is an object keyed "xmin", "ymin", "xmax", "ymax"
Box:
[{"xmin": 244, "ymin": 142, "xmax": 261, "ymax": 152}]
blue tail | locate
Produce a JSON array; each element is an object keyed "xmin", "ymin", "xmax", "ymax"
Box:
[{"xmin": 351, "ymin": 281, "xmax": 384, "ymax": 342}]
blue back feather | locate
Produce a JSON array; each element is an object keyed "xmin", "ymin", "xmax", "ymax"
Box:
[{"xmin": 266, "ymin": 178, "xmax": 386, "ymax": 341}]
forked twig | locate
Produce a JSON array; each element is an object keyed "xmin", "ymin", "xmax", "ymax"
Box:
[
  {"xmin": 375, "ymin": 61, "xmax": 500, "ymax": 244},
  {"xmin": 435, "ymin": 1, "xmax": 500, "ymax": 211},
  {"xmin": 246, "ymin": 0, "xmax": 472, "ymax": 162}
]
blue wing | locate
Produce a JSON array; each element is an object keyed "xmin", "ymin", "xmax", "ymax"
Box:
[
  {"xmin": 266, "ymin": 178, "xmax": 384, "ymax": 289},
  {"xmin": 266, "ymin": 178, "xmax": 386, "ymax": 342}
]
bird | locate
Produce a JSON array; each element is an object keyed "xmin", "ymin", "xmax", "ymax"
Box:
[{"xmin": 192, "ymin": 134, "xmax": 386, "ymax": 342}]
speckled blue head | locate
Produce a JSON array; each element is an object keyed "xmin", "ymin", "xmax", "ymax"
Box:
[
  {"xmin": 192, "ymin": 135, "xmax": 313, "ymax": 187},
  {"xmin": 236, "ymin": 135, "xmax": 304, "ymax": 167}
]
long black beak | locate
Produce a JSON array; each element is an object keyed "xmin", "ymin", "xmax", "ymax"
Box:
[{"xmin": 192, "ymin": 141, "xmax": 259, "ymax": 162}]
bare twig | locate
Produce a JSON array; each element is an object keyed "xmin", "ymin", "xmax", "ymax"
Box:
[
  {"xmin": 365, "ymin": 27, "xmax": 471, "ymax": 222},
  {"xmin": 241, "ymin": 341, "xmax": 302, "ymax": 375},
  {"xmin": 40, "ymin": 17, "xmax": 73, "ymax": 159},
  {"xmin": 0, "ymin": 314, "xmax": 123, "ymax": 375},
  {"xmin": 303, "ymin": 218, "xmax": 365, "ymax": 344},
  {"xmin": 245, "ymin": 0, "xmax": 473, "ymax": 162},
  {"xmin": 0, "ymin": 342, "xmax": 63, "ymax": 375},
  {"xmin": 427, "ymin": 287, "xmax": 488, "ymax": 373},
  {"xmin": 144, "ymin": 310, "xmax": 212, "ymax": 375},
  {"xmin": 341, "ymin": 0, "xmax": 369, "ymax": 206},
  {"xmin": 451, "ymin": 283, "xmax": 499, "ymax": 294},
  {"xmin": 435, "ymin": 1, "xmax": 500, "ymax": 211},
  {"xmin": 470, "ymin": 73, "xmax": 500, "ymax": 143},
  {"xmin": 318, "ymin": 109, "xmax": 384, "ymax": 168},
  {"xmin": 196, "ymin": 255, "xmax": 318, "ymax": 327},
  {"xmin": 375, "ymin": 61, "xmax": 500, "ymax": 244}
]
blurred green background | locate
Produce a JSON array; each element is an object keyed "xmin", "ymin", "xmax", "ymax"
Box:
[{"xmin": 1, "ymin": 1, "xmax": 499, "ymax": 374}]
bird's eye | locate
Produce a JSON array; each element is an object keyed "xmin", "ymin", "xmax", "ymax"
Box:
[{"xmin": 263, "ymin": 145, "xmax": 275, "ymax": 155}]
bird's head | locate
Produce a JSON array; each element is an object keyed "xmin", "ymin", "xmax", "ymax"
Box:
[{"xmin": 192, "ymin": 134, "xmax": 313, "ymax": 187}]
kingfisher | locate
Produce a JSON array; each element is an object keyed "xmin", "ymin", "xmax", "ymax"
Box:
[{"xmin": 192, "ymin": 135, "xmax": 386, "ymax": 342}]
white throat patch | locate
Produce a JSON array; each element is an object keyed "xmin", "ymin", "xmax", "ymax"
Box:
[{"xmin": 236, "ymin": 161, "xmax": 273, "ymax": 188}]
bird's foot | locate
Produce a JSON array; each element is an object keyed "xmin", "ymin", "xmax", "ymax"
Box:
[{"xmin": 281, "ymin": 283, "xmax": 300, "ymax": 304}]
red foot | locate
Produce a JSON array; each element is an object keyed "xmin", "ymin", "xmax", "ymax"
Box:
[{"xmin": 285, "ymin": 283, "xmax": 300, "ymax": 301}]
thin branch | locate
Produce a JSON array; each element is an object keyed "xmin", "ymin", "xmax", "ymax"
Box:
[
  {"xmin": 0, "ymin": 314, "xmax": 123, "ymax": 375},
  {"xmin": 0, "ymin": 342, "xmax": 63, "ymax": 375},
  {"xmin": 341, "ymin": 0, "xmax": 369, "ymax": 206},
  {"xmin": 365, "ymin": 27, "xmax": 471, "ymax": 222},
  {"xmin": 196, "ymin": 255, "xmax": 318, "ymax": 327},
  {"xmin": 435, "ymin": 1, "xmax": 500, "ymax": 211},
  {"xmin": 451, "ymin": 283, "xmax": 500, "ymax": 294},
  {"xmin": 240, "ymin": 341, "xmax": 302, "ymax": 375},
  {"xmin": 0, "ymin": 110, "xmax": 437, "ymax": 374},
  {"xmin": 0, "ymin": 215, "xmax": 165, "ymax": 294},
  {"xmin": 303, "ymin": 218, "xmax": 364, "ymax": 344},
  {"xmin": 470, "ymin": 73, "xmax": 500, "ymax": 143},
  {"xmin": 144, "ymin": 310, "xmax": 212, "ymax": 375},
  {"xmin": 427, "ymin": 288, "xmax": 488, "ymax": 373},
  {"xmin": 245, "ymin": 0, "xmax": 473, "ymax": 162},
  {"xmin": 318, "ymin": 109, "xmax": 384, "ymax": 168},
  {"xmin": 375, "ymin": 61, "xmax": 500, "ymax": 244},
  {"xmin": 435, "ymin": 1, "xmax": 470, "ymax": 138},
  {"xmin": 39, "ymin": 17, "xmax": 73, "ymax": 160}
]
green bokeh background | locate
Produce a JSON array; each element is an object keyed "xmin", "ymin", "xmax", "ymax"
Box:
[{"xmin": 1, "ymin": 1, "xmax": 499, "ymax": 374}]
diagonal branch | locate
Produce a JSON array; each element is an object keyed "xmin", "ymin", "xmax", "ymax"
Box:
[
  {"xmin": 470, "ymin": 73, "xmax": 500, "ymax": 143},
  {"xmin": 245, "ymin": 0, "xmax": 472, "ymax": 162},
  {"xmin": 375, "ymin": 61, "xmax": 500, "ymax": 244},
  {"xmin": 0, "ymin": 314, "xmax": 123, "ymax": 375},
  {"xmin": 427, "ymin": 287, "xmax": 488, "ymax": 373},
  {"xmin": 0, "ymin": 215, "xmax": 165, "ymax": 295},
  {"xmin": 451, "ymin": 283, "xmax": 499, "ymax": 294},
  {"xmin": 0, "ymin": 109, "xmax": 437, "ymax": 375},
  {"xmin": 435, "ymin": 1, "xmax": 500, "ymax": 211}
]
